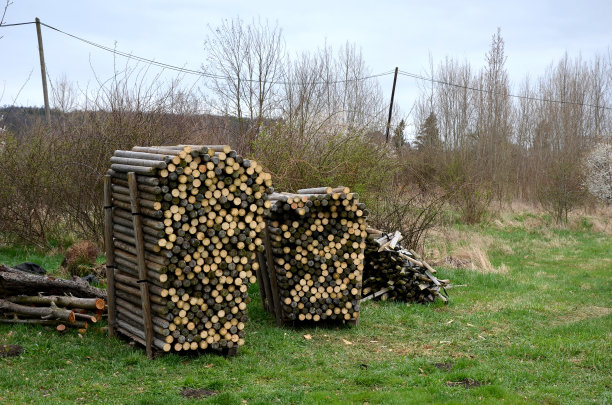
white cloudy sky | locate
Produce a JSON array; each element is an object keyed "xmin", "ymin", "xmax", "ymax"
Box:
[{"xmin": 0, "ymin": 0, "xmax": 610, "ymax": 119}]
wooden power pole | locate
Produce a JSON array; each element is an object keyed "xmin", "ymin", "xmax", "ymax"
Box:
[
  {"xmin": 385, "ymin": 67, "xmax": 399, "ymax": 143},
  {"xmin": 35, "ymin": 18, "xmax": 51, "ymax": 124}
]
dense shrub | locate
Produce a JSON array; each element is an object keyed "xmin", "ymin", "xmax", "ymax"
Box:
[
  {"xmin": 0, "ymin": 71, "xmax": 207, "ymax": 247},
  {"xmin": 438, "ymin": 155, "xmax": 493, "ymax": 224},
  {"xmin": 0, "ymin": 128, "xmax": 69, "ymax": 247},
  {"xmin": 366, "ymin": 183, "xmax": 446, "ymax": 252},
  {"xmin": 251, "ymin": 125, "xmax": 396, "ymax": 195},
  {"xmin": 537, "ymin": 158, "xmax": 586, "ymax": 223},
  {"xmin": 62, "ymin": 240, "xmax": 99, "ymax": 277}
]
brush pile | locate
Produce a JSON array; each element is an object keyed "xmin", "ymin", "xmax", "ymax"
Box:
[
  {"xmin": 0, "ymin": 265, "xmax": 106, "ymax": 332},
  {"xmin": 105, "ymin": 145, "xmax": 272, "ymax": 356},
  {"xmin": 362, "ymin": 229, "xmax": 449, "ymax": 304},
  {"xmin": 257, "ymin": 187, "xmax": 367, "ymax": 325}
]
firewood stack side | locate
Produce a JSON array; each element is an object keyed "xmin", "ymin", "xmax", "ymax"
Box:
[
  {"xmin": 257, "ymin": 187, "xmax": 368, "ymax": 325},
  {"xmin": 362, "ymin": 229, "xmax": 449, "ymax": 304},
  {"xmin": 105, "ymin": 145, "xmax": 272, "ymax": 356}
]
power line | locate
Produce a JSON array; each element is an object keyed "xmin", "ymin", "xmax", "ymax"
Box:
[
  {"xmin": 36, "ymin": 21, "xmax": 397, "ymax": 86},
  {"xmin": 399, "ymin": 70, "xmax": 611, "ymax": 111},
  {"xmin": 2, "ymin": 20, "xmax": 611, "ymax": 112},
  {"xmin": 0, "ymin": 21, "xmax": 35, "ymax": 27}
]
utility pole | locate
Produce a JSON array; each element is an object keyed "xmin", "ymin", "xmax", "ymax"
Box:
[
  {"xmin": 385, "ymin": 67, "xmax": 398, "ymax": 143},
  {"xmin": 35, "ymin": 17, "xmax": 51, "ymax": 124}
]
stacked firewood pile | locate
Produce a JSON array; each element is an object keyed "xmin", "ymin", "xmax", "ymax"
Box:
[
  {"xmin": 105, "ymin": 145, "xmax": 272, "ymax": 356},
  {"xmin": 0, "ymin": 265, "xmax": 106, "ymax": 332},
  {"xmin": 362, "ymin": 229, "xmax": 449, "ymax": 303},
  {"xmin": 257, "ymin": 187, "xmax": 368, "ymax": 325}
]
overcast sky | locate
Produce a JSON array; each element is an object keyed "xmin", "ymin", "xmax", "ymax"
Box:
[{"xmin": 1, "ymin": 0, "xmax": 610, "ymax": 124}]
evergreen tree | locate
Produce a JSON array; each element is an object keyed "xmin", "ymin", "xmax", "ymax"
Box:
[
  {"xmin": 392, "ymin": 119, "xmax": 406, "ymax": 149},
  {"xmin": 414, "ymin": 112, "xmax": 441, "ymax": 150}
]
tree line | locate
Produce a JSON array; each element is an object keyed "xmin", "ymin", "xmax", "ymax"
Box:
[{"xmin": 0, "ymin": 16, "xmax": 610, "ymax": 250}]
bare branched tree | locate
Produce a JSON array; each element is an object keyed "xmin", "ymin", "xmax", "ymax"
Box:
[
  {"xmin": 203, "ymin": 17, "xmax": 284, "ymax": 151},
  {"xmin": 281, "ymin": 42, "xmax": 386, "ymax": 140}
]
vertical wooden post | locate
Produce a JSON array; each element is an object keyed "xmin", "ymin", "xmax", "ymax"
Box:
[
  {"xmin": 385, "ymin": 67, "xmax": 399, "ymax": 143},
  {"xmin": 35, "ymin": 18, "xmax": 51, "ymax": 125},
  {"xmin": 127, "ymin": 172, "xmax": 154, "ymax": 358},
  {"xmin": 255, "ymin": 252, "xmax": 269, "ymax": 312},
  {"xmin": 258, "ymin": 249, "xmax": 275, "ymax": 314},
  {"xmin": 103, "ymin": 175, "xmax": 117, "ymax": 338},
  {"xmin": 263, "ymin": 227, "xmax": 283, "ymax": 325}
]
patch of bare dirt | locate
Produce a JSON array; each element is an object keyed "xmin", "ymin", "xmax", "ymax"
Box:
[
  {"xmin": 556, "ymin": 306, "xmax": 612, "ymax": 324},
  {"xmin": 446, "ymin": 378, "xmax": 483, "ymax": 389},
  {"xmin": 180, "ymin": 388, "xmax": 217, "ymax": 399},
  {"xmin": 434, "ymin": 361, "xmax": 453, "ymax": 371},
  {"xmin": 0, "ymin": 344, "xmax": 24, "ymax": 357}
]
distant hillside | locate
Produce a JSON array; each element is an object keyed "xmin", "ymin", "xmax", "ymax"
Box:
[
  {"xmin": 0, "ymin": 106, "xmax": 248, "ymax": 143},
  {"xmin": 0, "ymin": 106, "xmax": 48, "ymax": 133},
  {"xmin": 0, "ymin": 106, "xmax": 286, "ymax": 154}
]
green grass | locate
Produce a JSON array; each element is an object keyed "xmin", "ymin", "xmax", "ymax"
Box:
[
  {"xmin": 0, "ymin": 245, "xmax": 64, "ymax": 273},
  {"xmin": 1, "ymin": 218, "xmax": 610, "ymax": 404}
]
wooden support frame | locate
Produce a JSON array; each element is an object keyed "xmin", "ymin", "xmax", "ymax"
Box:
[
  {"xmin": 103, "ymin": 175, "xmax": 117, "ymax": 338},
  {"xmin": 263, "ymin": 227, "xmax": 283, "ymax": 326},
  {"xmin": 256, "ymin": 252, "xmax": 276, "ymax": 314},
  {"xmin": 254, "ymin": 253, "xmax": 269, "ymax": 312},
  {"xmin": 127, "ymin": 172, "xmax": 155, "ymax": 358}
]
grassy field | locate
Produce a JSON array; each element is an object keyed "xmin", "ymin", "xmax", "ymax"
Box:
[{"xmin": 0, "ymin": 210, "xmax": 610, "ymax": 404}]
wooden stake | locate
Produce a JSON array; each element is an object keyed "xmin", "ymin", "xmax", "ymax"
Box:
[
  {"xmin": 128, "ymin": 172, "xmax": 154, "ymax": 358},
  {"xmin": 104, "ymin": 175, "xmax": 117, "ymax": 337}
]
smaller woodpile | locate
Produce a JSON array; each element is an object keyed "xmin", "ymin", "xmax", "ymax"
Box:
[
  {"xmin": 362, "ymin": 230, "xmax": 449, "ymax": 304},
  {"xmin": 257, "ymin": 187, "xmax": 368, "ymax": 325},
  {"xmin": 0, "ymin": 265, "xmax": 106, "ymax": 332}
]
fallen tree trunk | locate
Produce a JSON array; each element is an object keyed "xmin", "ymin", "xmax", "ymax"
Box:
[{"xmin": 0, "ymin": 265, "xmax": 106, "ymax": 299}]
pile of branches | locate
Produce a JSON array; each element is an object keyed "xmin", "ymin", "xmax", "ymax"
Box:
[
  {"xmin": 0, "ymin": 265, "xmax": 106, "ymax": 332},
  {"xmin": 362, "ymin": 230, "xmax": 449, "ymax": 304}
]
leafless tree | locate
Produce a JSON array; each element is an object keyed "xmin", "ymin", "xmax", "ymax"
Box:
[
  {"xmin": 202, "ymin": 17, "xmax": 284, "ymax": 150},
  {"xmin": 281, "ymin": 42, "xmax": 386, "ymax": 142}
]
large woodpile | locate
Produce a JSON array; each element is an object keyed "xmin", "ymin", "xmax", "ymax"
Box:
[
  {"xmin": 105, "ymin": 145, "xmax": 272, "ymax": 356},
  {"xmin": 0, "ymin": 265, "xmax": 106, "ymax": 332},
  {"xmin": 362, "ymin": 229, "xmax": 449, "ymax": 303},
  {"xmin": 257, "ymin": 187, "xmax": 367, "ymax": 325}
]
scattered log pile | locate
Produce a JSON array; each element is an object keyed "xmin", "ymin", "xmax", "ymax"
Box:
[
  {"xmin": 0, "ymin": 265, "xmax": 106, "ymax": 332},
  {"xmin": 105, "ymin": 145, "xmax": 272, "ymax": 356},
  {"xmin": 0, "ymin": 265, "xmax": 106, "ymax": 299},
  {"xmin": 362, "ymin": 229, "xmax": 449, "ymax": 304},
  {"xmin": 257, "ymin": 187, "xmax": 368, "ymax": 325}
]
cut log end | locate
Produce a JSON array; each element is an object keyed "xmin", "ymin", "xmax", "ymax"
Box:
[{"xmin": 95, "ymin": 299, "xmax": 106, "ymax": 310}]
